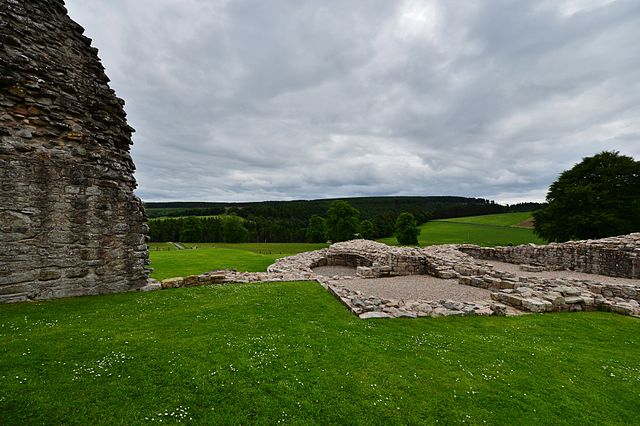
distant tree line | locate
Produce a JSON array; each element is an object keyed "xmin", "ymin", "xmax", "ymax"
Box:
[
  {"xmin": 146, "ymin": 196, "xmax": 535, "ymax": 243},
  {"xmin": 148, "ymin": 216, "xmax": 250, "ymax": 243},
  {"xmin": 305, "ymin": 201, "xmax": 421, "ymax": 245}
]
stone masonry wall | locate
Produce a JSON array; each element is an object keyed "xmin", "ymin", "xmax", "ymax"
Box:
[
  {"xmin": 0, "ymin": 0, "xmax": 149, "ymax": 303},
  {"xmin": 459, "ymin": 234, "xmax": 640, "ymax": 279}
]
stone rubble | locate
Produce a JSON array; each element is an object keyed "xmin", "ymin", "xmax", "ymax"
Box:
[{"xmin": 152, "ymin": 236, "xmax": 640, "ymax": 319}]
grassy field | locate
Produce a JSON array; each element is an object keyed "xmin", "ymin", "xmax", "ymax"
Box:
[
  {"xmin": 148, "ymin": 247, "xmax": 277, "ymax": 281},
  {"xmin": 1, "ymin": 281, "xmax": 638, "ymax": 425},
  {"xmin": 149, "ymin": 213, "xmax": 542, "ymax": 279},
  {"xmin": 380, "ymin": 212, "xmax": 545, "ymax": 247},
  {"xmin": 179, "ymin": 242, "xmax": 329, "ymax": 255},
  {"xmin": 148, "ymin": 243, "xmax": 328, "ymax": 281},
  {"xmin": 439, "ymin": 212, "xmax": 534, "ymax": 227}
]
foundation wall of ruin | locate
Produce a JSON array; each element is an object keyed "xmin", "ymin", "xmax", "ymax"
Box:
[{"xmin": 459, "ymin": 234, "xmax": 640, "ymax": 279}]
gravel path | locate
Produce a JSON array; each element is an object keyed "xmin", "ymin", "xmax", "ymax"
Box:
[{"xmin": 488, "ymin": 261, "xmax": 640, "ymax": 286}]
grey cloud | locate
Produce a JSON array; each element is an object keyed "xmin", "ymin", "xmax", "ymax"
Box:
[{"xmin": 65, "ymin": 0, "xmax": 640, "ymax": 203}]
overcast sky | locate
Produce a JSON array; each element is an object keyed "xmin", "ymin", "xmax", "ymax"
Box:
[{"xmin": 65, "ymin": 0, "xmax": 640, "ymax": 204}]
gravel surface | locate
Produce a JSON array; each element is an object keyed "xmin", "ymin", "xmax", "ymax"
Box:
[
  {"xmin": 488, "ymin": 261, "xmax": 640, "ymax": 286},
  {"xmin": 313, "ymin": 266, "xmax": 357, "ymax": 277},
  {"xmin": 340, "ymin": 276, "xmax": 493, "ymax": 302},
  {"xmin": 313, "ymin": 262, "xmax": 640, "ymax": 304},
  {"xmin": 314, "ymin": 266, "xmax": 492, "ymax": 301}
]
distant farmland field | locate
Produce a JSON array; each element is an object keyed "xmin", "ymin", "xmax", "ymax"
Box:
[{"xmin": 379, "ymin": 212, "xmax": 545, "ymax": 247}]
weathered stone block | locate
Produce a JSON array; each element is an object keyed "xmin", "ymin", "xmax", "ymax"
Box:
[
  {"xmin": 501, "ymin": 293, "xmax": 524, "ymax": 307},
  {"xmin": 140, "ymin": 282, "xmax": 162, "ymax": 292},
  {"xmin": 161, "ymin": 278, "xmax": 184, "ymax": 289},
  {"xmin": 199, "ymin": 274, "xmax": 226, "ymax": 285},
  {"xmin": 0, "ymin": 293, "xmax": 29, "ymax": 303},
  {"xmin": 360, "ymin": 311, "xmax": 392, "ymax": 319},
  {"xmin": 357, "ymin": 266, "xmax": 375, "ymax": 278},
  {"xmin": 522, "ymin": 298, "xmax": 551, "ymax": 313},
  {"xmin": 520, "ymin": 264, "xmax": 545, "ymax": 272},
  {"xmin": 542, "ymin": 292, "xmax": 565, "ymax": 306},
  {"xmin": 182, "ymin": 275, "xmax": 202, "ymax": 287},
  {"xmin": 38, "ymin": 269, "xmax": 62, "ymax": 281}
]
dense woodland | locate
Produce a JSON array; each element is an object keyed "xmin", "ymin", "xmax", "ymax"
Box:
[{"xmin": 146, "ymin": 196, "xmax": 540, "ymax": 243}]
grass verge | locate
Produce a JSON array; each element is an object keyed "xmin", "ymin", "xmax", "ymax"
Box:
[
  {"xmin": 148, "ymin": 247, "xmax": 278, "ymax": 281},
  {"xmin": 0, "ymin": 282, "xmax": 638, "ymax": 424}
]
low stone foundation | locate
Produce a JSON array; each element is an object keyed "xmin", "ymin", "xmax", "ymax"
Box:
[
  {"xmin": 146, "ymin": 235, "xmax": 640, "ymax": 319},
  {"xmin": 459, "ymin": 234, "xmax": 640, "ymax": 278}
]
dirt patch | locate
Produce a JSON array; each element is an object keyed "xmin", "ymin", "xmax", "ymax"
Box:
[{"xmin": 514, "ymin": 217, "xmax": 535, "ymax": 229}]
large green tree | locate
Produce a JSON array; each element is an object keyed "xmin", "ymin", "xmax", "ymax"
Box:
[
  {"xmin": 534, "ymin": 151, "xmax": 640, "ymax": 242},
  {"xmin": 180, "ymin": 217, "xmax": 203, "ymax": 243},
  {"xmin": 305, "ymin": 215, "xmax": 327, "ymax": 243},
  {"xmin": 358, "ymin": 220, "xmax": 376, "ymax": 240},
  {"xmin": 395, "ymin": 212, "xmax": 420, "ymax": 245},
  {"xmin": 325, "ymin": 200, "xmax": 360, "ymax": 242},
  {"xmin": 222, "ymin": 216, "xmax": 249, "ymax": 243}
]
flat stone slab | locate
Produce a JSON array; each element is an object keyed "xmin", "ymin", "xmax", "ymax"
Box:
[{"xmin": 359, "ymin": 311, "xmax": 393, "ymax": 319}]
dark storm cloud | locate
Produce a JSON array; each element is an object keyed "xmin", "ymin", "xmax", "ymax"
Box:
[{"xmin": 65, "ymin": 0, "xmax": 640, "ymax": 203}]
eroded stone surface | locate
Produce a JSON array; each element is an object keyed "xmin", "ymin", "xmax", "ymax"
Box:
[{"xmin": 0, "ymin": 0, "xmax": 149, "ymax": 303}]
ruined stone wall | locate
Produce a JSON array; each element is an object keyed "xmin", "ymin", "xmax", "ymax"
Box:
[
  {"xmin": 0, "ymin": 0, "xmax": 149, "ymax": 303},
  {"xmin": 459, "ymin": 234, "xmax": 640, "ymax": 279}
]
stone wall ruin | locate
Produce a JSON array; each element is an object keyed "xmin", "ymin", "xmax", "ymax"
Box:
[
  {"xmin": 459, "ymin": 234, "xmax": 640, "ymax": 279},
  {"xmin": 0, "ymin": 0, "xmax": 149, "ymax": 303}
]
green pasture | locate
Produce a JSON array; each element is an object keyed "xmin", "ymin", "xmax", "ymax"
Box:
[
  {"xmin": 181, "ymin": 242, "xmax": 329, "ymax": 255},
  {"xmin": 148, "ymin": 247, "xmax": 276, "ymax": 281},
  {"xmin": 147, "ymin": 243, "xmax": 328, "ymax": 281},
  {"xmin": 1, "ymin": 282, "xmax": 638, "ymax": 425},
  {"xmin": 380, "ymin": 212, "xmax": 545, "ymax": 247},
  {"xmin": 149, "ymin": 213, "xmax": 543, "ymax": 279},
  {"xmin": 439, "ymin": 212, "xmax": 534, "ymax": 227}
]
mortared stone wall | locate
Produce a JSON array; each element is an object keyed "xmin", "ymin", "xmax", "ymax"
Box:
[{"xmin": 0, "ymin": 0, "xmax": 149, "ymax": 303}]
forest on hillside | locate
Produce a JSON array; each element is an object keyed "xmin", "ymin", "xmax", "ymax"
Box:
[{"xmin": 145, "ymin": 196, "xmax": 540, "ymax": 243}]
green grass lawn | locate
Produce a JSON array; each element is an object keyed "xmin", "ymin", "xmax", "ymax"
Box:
[
  {"xmin": 1, "ymin": 282, "xmax": 638, "ymax": 424},
  {"xmin": 380, "ymin": 212, "xmax": 545, "ymax": 247},
  {"xmin": 148, "ymin": 247, "xmax": 278, "ymax": 281},
  {"xmin": 147, "ymin": 243, "xmax": 328, "ymax": 281},
  {"xmin": 179, "ymin": 242, "xmax": 329, "ymax": 255}
]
